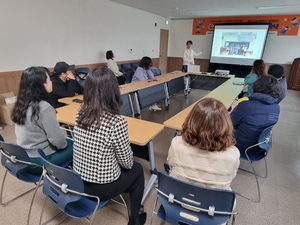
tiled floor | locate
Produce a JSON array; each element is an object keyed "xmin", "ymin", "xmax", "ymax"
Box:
[{"xmin": 0, "ymin": 88, "xmax": 299, "ymax": 225}]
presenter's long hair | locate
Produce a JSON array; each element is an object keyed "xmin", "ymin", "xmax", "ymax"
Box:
[
  {"xmin": 77, "ymin": 67, "xmax": 122, "ymax": 130},
  {"xmin": 11, "ymin": 67, "xmax": 49, "ymax": 125},
  {"xmin": 182, "ymin": 98, "xmax": 235, "ymax": 152}
]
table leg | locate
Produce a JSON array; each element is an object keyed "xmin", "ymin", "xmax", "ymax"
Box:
[
  {"xmin": 142, "ymin": 140, "xmax": 158, "ymax": 204},
  {"xmin": 184, "ymin": 75, "xmax": 190, "ymax": 96},
  {"xmin": 142, "ymin": 174, "xmax": 157, "ymax": 204},
  {"xmin": 163, "ymin": 82, "xmax": 170, "ymax": 110},
  {"xmin": 133, "ymin": 92, "xmax": 141, "ymax": 119},
  {"xmin": 127, "ymin": 94, "xmax": 135, "ymax": 117}
]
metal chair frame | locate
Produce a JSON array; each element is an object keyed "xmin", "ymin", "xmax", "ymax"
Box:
[
  {"xmin": 0, "ymin": 142, "xmax": 42, "ymax": 206},
  {"xmin": 236, "ymin": 126, "xmax": 273, "ymax": 203}
]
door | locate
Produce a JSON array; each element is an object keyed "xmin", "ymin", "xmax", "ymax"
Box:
[{"xmin": 159, "ymin": 29, "xmax": 169, "ymax": 74}]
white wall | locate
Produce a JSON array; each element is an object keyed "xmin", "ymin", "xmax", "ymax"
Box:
[
  {"xmin": 169, "ymin": 19, "xmax": 300, "ymax": 64},
  {"xmin": 0, "ymin": 0, "xmax": 170, "ymax": 72}
]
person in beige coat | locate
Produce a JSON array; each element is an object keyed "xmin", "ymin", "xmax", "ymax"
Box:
[{"xmin": 167, "ymin": 98, "xmax": 240, "ymax": 191}]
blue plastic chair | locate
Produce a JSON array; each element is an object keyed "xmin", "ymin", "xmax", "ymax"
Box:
[
  {"xmin": 118, "ymin": 64, "xmax": 123, "ymax": 72},
  {"xmin": 122, "ymin": 63, "xmax": 131, "ymax": 73},
  {"xmin": 151, "ymin": 68, "xmax": 162, "ymax": 76},
  {"xmin": 75, "ymin": 67, "xmax": 90, "ymax": 80},
  {"xmin": 151, "ymin": 172, "xmax": 237, "ymax": 225},
  {"xmin": 125, "ymin": 68, "xmax": 135, "ymax": 83},
  {"xmin": 132, "ymin": 62, "xmax": 139, "ymax": 70},
  {"xmin": 0, "ymin": 141, "xmax": 42, "ymax": 206},
  {"xmin": 237, "ymin": 125, "xmax": 273, "ymax": 203},
  {"xmin": 31, "ymin": 149, "xmax": 128, "ymax": 225}
]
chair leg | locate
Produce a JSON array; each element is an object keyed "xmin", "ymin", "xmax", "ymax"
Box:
[
  {"xmin": 238, "ymin": 158, "xmax": 268, "ymax": 179},
  {"xmin": 27, "ymin": 178, "xmax": 43, "ymax": 225},
  {"xmin": 111, "ymin": 194, "xmax": 130, "ymax": 220},
  {"xmin": 0, "ymin": 170, "xmax": 37, "ymax": 206},
  {"xmin": 232, "ymin": 214, "xmax": 236, "ymax": 225},
  {"xmin": 39, "ymin": 196, "xmax": 48, "ymax": 225},
  {"xmin": 0, "ymin": 170, "xmax": 8, "ymax": 205},
  {"xmin": 119, "ymin": 194, "xmax": 130, "ymax": 220},
  {"xmin": 236, "ymin": 160, "xmax": 261, "ymax": 203},
  {"xmin": 150, "ymin": 197, "xmax": 159, "ymax": 225},
  {"xmin": 262, "ymin": 158, "xmax": 268, "ymax": 178}
]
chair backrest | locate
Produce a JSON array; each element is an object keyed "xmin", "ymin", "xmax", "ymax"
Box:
[
  {"xmin": 156, "ymin": 172, "xmax": 236, "ymax": 225},
  {"xmin": 75, "ymin": 67, "xmax": 90, "ymax": 80},
  {"xmin": 0, "ymin": 141, "xmax": 31, "ymax": 178},
  {"xmin": 152, "ymin": 68, "xmax": 162, "ymax": 76},
  {"xmin": 132, "ymin": 62, "xmax": 139, "ymax": 70},
  {"xmin": 118, "ymin": 64, "xmax": 123, "ymax": 72},
  {"xmin": 122, "ymin": 63, "xmax": 131, "ymax": 72},
  {"xmin": 37, "ymin": 149, "xmax": 85, "ymax": 211},
  {"xmin": 125, "ymin": 68, "xmax": 135, "ymax": 83},
  {"xmin": 258, "ymin": 125, "xmax": 273, "ymax": 154}
]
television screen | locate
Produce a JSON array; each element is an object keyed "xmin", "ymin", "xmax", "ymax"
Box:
[{"xmin": 210, "ymin": 24, "xmax": 269, "ymax": 66}]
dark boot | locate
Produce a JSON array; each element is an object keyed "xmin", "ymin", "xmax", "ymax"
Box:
[{"xmin": 128, "ymin": 212, "xmax": 147, "ymax": 225}]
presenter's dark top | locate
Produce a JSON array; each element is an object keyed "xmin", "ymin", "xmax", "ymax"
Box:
[{"xmin": 48, "ymin": 75, "xmax": 83, "ymax": 109}]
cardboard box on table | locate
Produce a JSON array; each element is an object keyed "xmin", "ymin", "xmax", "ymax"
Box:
[{"xmin": 0, "ymin": 92, "xmax": 16, "ymax": 126}]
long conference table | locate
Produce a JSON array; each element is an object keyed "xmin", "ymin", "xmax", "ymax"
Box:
[
  {"xmin": 56, "ymin": 104, "xmax": 164, "ymax": 203},
  {"xmin": 60, "ymin": 72, "xmax": 239, "ymax": 118},
  {"xmin": 163, "ymin": 76, "xmax": 244, "ymax": 130},
  {"xmin": 56, "ymin": 71, "xmax": 244, "ymax": 203}
]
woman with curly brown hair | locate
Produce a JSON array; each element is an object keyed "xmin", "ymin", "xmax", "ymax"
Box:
[
  {"xmin": 167, "ymin": 98, "xmax": 240, "ymax": 191},
  {"xmin": 242, "ymin": 59, "xmax": 268, "ymax": 98}
]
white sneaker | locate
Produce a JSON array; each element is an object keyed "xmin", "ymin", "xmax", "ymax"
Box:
[{"xmin": 149, "ymin": 104, "xmax": 162, "ymax": 111}]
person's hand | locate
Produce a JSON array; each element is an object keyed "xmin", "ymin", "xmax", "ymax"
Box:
[
  {"xmin": 66, "ymin": 71, "xmax": 76, "ymax": 80},
  {"xmin": 121, "ymin": 73, "xmax": 124, "ymax": 76}
]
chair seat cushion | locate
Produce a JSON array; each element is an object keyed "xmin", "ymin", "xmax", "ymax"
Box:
[
  {"xmin": 64, "ymin": 197, "xmax": 109, "ymax": 219},
  {"xmin": 240, "ymin": 152, "xmax": 266, "ymax": 162},
  {"xmin": 16, "ymin": 169, "xmax": 41, "ymax": 183}
]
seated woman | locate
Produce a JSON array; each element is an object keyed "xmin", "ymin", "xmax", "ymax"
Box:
[
  {"xmin": 240, "ymin": 59, "xmax": 267, "ymax": 98},
  {"xmin": 11, "ymin": 67, "xmax": 73, "ymax": 174},
  {"xmin": 167, "ymin": 98, "xmax": 240, "ymax": 191},
  {"xmin": 73, "ymin": 67, "xmax": 146, "ymax": 225},
  {"xmin": 231, "ymin": 75, "xmax": 281, "ymax": 155},
  {"xmin": 131, "ymin": 56, "xmax": 161, "ymax": 111},
  {"xmin": 106, "ymin": 50, "xmax": 126, "ymax": 85}
]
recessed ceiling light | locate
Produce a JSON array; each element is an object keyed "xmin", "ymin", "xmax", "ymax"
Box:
[
  {"xmin": 175, "ymin": 7, "xmax": 179, "ymax": 10},
  {"xmin": 257, "ymin": 5, "xmax": 300, "ymax": 9}
]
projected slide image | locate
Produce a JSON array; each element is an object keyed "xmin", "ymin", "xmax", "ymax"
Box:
[
  {"xmin": 210, "ymin": 24, "xmax": 269, "ymax": 65},
  {"xmin": 219, "ymin": 32, "xmax": 257, "ymax": 57}
]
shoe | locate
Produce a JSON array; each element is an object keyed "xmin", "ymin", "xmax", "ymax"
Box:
[
  {"xmin": 149, "ymin": 104, "xmax": 162, "ymax": 111},
  {"xmin": 128, "ymin": 212, "xmax": 147, "ymax": 225}
]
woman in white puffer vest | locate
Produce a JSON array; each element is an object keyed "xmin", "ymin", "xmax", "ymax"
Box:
[{"xmin": 167, "ymin": 98, "xmax": 240, "ymax": 192}]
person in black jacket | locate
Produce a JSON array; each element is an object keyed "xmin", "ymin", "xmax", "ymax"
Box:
[{"xmin": 48, "ymin": 61, "xmax": 83, "ymax": 108}]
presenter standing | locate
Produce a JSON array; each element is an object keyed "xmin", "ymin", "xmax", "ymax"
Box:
[{"xmin": 182, "ymin": 40, "xmax": 204, "ymax": 72}]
